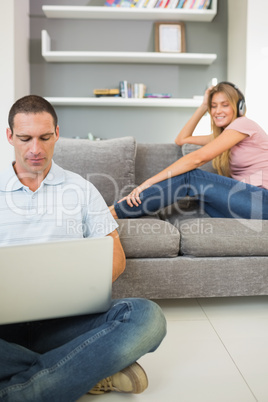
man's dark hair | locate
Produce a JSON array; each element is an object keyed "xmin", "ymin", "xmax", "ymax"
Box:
[{"xmin": 8, "ymin": 95, "xmax": 58, "ymax": 133}]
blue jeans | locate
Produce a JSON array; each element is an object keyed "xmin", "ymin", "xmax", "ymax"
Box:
[
  {"xmin": 0, "ymin": 298, "xmax": 166, "ymax": 402},
  {"xmin": 114, "ymin": 169, "xmax": 268, "ymax": 220}
]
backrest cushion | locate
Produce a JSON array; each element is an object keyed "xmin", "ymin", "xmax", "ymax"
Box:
[
  {"xmin": 182, "ymin": 143, "xmax": 217, "ymax": 173},
  {"xmin": 53, "ymin": 137, "xmax": 136, "ymax": 205},
  {"xmin": 135, "ymin": 143, "xmax": 182, "ymax": 185}
]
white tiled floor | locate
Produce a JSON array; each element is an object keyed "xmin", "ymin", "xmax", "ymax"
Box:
[{"xmin": 78, "ymin": 296, "xmax": 268, "ymax": 402}]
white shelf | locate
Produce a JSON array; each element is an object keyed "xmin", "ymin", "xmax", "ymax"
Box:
[
  {"xmin": 42, "ymin": 2, "xmax": 217, "ymax": 22},
  {"xmin": 42, "ymin": 30, "xmax": 217, "ymax": 65},
  {"xmin": 45, "ymin": 97, "xmax": 203, "ymax": 108}
]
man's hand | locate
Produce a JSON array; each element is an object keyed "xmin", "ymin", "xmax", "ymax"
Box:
[{"xmin": 107, "ymin": 230, "xmax": 126, "ymax": 282}]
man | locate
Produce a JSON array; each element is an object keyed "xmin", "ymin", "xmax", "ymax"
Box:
[{"xmin": 0, "ymin": 95, "xmax": 166, "ymax": 401}]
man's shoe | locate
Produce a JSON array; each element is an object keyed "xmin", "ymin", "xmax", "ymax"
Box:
[{"xmin": 88, "ymin": 362, "xmax": 148, "ymax": 394}]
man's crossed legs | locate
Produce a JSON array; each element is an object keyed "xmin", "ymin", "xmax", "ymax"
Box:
[{"xmin": 0, "ymin": 298, "xmax": 166, "ymax": 402}]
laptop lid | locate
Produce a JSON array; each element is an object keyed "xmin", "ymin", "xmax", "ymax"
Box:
[{"xmin": 0, "ymin": 236, "xmax": 113, "ymax": 325}]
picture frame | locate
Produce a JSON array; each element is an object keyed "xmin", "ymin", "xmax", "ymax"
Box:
[{"xmin": 155, "ymin": 22, "xmax": 186, "ymax": 53}]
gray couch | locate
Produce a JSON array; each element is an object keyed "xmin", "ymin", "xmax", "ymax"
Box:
[{"xmin": 54, "ymin": 136, "xmax": 268, "ymax": 300}]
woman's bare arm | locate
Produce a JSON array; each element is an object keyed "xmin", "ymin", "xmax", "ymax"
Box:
[{"xmin": 175, "ymin": 87, "xmax": 213, "ymax": 147}]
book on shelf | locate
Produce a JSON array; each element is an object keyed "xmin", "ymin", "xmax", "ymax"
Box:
[
  {"xmin": 94, "ymin": 84, "xmax": 172, "ymax": 99},
  {"xmin": 104, "ymin": 0, "xmax": 121, "ymax": 6},
  {"xmin": 119, "ymin": 0, "xmax": 133, "ymax": 7},
  {"xmin": 164, "ymin": 0, "xmax": 171, "ymax": 8},
  {"xmin": 192, "ymin": 0, "xmax": 202, "ymax": 8},
  {"xmin": 127, "ymin": 82, "xmax": 132, "ymax": 98},
  {"xmin": 94, "ymin": 88, "xmax": 120, "ymax": 97},
  {"xmin": 176, "ymin": 0, "xmax": 186, "ymax": 8},
  {"xmin": 167, "ymin": 0, "xmax": 180, "ymax": 8},
  {"xmin": 136, "ymin": 0, "xmax": 150, "ymax": 7},
  {"xmin": 146, "ymin": 0, "xmax": 158, "ymax": 8},
  {"xmin": 119, "ymin": 81, "xmax": 128, "ymax": 98},
  {"xmin": 144, "ymin": 93, "xmax": 172, "ymax": 98},
  {"xmin": 119, "ymin": 81, "xmax": 146, "ymax": 98},
  {"xmin": 203, "ymin": 0, "xmax": 212, "ymax": 9},
  {"xmin": 158, "ymin": 0, "xmax": 169, "ymax": 7},
  {"xmin": 177, "ymin": 0, "xmax": 211, "ymax": 8},
  {"xmin": 104, "ymin": 0, "xmax": 212, "ymax": 8},
  {"xmin": 130, "ymin": 0, "xmax": 140, "ymax": 6},
  {"xmin": 182, "ymin": 0, "xmax": 194, "ymax": 8},
  {"xmin": 133, "ymin": 83, "xmax": 147, "ymax": 98},
  {"xmin": 189, "ymin": 0, "xmax": 205, "ymax": 8}
]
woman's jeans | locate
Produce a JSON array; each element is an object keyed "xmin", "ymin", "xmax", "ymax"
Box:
[
  {"xmin": 114, "ymin": 169, "xmax": 268, "ymax": 220},
  {"xmin": 0, "ymin": 298, "xmax": 166, "ymax": 402}
]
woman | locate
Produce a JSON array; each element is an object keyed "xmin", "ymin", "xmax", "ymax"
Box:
[{"xmin": 110, "ymin": 82, "xmax": 268, "ymax": 220}]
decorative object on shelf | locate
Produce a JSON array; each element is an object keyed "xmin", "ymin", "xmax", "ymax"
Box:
[
  {"xmin": 88, "ymin": 133, "xmax": 102, "ymax": 141},
  {"xmin": 155, "ymin": 22, "xmax": 185, "ymax": 53}
]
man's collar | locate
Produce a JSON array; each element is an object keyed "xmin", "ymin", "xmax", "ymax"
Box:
[
  {"xmin": 0, "ymin": 163, "xmax": 22, "ymax": 191},
  {"xmin": 43, "ymin": 160, "xmax": 65, "ymax": 186},
  {"xmin": 0, "ymin": 160, "xmax": 65, "ymax": 192}
]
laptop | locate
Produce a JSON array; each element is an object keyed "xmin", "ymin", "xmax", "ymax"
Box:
[{"xmin": 0, "ymin": 236, "xmax": 113, "ymax": 325}]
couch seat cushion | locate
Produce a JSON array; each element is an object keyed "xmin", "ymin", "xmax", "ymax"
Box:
[
  {"xmin": 117, "ymin": 219, "xmax": 180, "ymax": 258},
  {"xmin": 53, "ymin": 137, "xmax": 136, "ymax": 205},
  {"xmin": 159, "ymin": 199, "xmax": 210, "ymax": 223},
  {"xmin": 179, "ymin": 218, "xmax": 268, "ymax": 256}
]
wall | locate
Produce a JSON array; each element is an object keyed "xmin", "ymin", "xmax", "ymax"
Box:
[
  {"xmin": 227, "ymin": 0, "xmax": 268, "ymax": 131},
  {"xmin": 245, "ymin": 0, "xmax": 268, "ymax": 130},
  {"xmin": 30, "ymin": 0, "xmax": 228, "ymax": 143},
  {"xmin": 227, "ymin": 0, "xmax": 247, "ymax": 93},
  {"xmin": 14, "ymin": 1, "xmax": 31, "ymax": 101},
  {"xmin": 0, "ymin": 1, "xmax": 14, "ymax": 171},
  {"xmin": 0, "ymin": 0, "xmax": 30, "ymax": 171}
]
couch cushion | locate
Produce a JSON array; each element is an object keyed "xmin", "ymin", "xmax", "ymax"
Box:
[
  {"xmin": 182, "ymin": 143, "xmax": 217, "ymax": 173},
  {"xmin": 53, "ymin": 137, "xmax": 136, "ymax": 205},
  {"xmin": 135, "ymin": 143, "xmax": 182, "ymax": 185},
  {"xmin": 117, "ymin": 219, "xmax": 180, "ymax": 258},
  {"xmin": 179, "ymin": 218, "xmax": 268, "ymax": 256},
  {"xmin": 159, "ymin": 199, "xmax": 210, "ymax": 223}
]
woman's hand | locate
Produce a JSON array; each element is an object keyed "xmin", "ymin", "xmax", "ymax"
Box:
[
  {"xmin": 117, "ymin": 183, "xmax": 150, "ymax": 207},
  {"xmin": 202, "ymin": 85, "xmax": 214, "ymax": 109},
  {"xmin": 175, "ymin": 85, "xmax": 215, "ymax": 146}
]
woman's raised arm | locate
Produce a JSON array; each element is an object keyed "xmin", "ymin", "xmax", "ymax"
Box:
[{"xmin": 175, "ymin": 87, "xmax": 214, "ymax": 146}]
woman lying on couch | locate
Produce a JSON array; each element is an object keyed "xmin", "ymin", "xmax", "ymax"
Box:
[{"xmin": 110, "ymin": 82, "xmax": 268, "ymax": 220}]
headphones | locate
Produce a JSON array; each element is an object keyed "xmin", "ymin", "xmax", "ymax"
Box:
[{"xmin": 218, "ymin": 81, "xmax": 246, "ymax": 117}]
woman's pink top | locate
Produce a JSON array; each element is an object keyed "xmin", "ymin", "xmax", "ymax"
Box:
[{"xmin": 226, "ymin": 116, "xmax": 268, "ymax": 189}]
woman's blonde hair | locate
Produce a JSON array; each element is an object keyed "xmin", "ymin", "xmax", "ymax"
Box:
[{"xmin": 208, "ymin": 82, "xmax": 246, "ymax": 177}]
